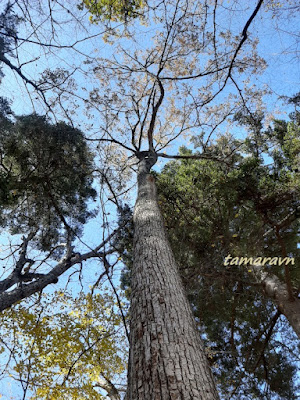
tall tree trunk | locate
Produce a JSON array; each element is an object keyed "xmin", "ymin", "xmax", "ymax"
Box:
[
  {"xmin": 127, "ymin": 153, "xmax": 219, "ymax": 400},
  {"xmin": 254, "ymin": 266, "xmax": 300, "ymax": 339}
]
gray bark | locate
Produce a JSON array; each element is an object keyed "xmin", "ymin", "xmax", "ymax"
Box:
[
  {"xmin": 127, "ymin": 154, "xmax": 219, "ymax": 399},
  {"xmin": 254, "ymin": 266, "xmax": 300, "ymax": 339},
  {"xmin": 97, "ymin": 374, "xmax": 121, "ymax": 400},
  {"xmin": 0, "ymin": 228, "xmax": 119, "ymax": 312}
]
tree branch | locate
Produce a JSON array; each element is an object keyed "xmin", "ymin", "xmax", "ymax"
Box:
[
  {"xmin": 96, "ymin": 374, "xmax": 121, "ymax": 400},
  {"xmin": 0, "ymin": 225, "xmax": 124, "ymax": 311},
  {"xmin": 0, "ymin": 231, "xmax": 36, "ymax": 293},
  {"xmin": 147, "ymin": 78, "xmax": 165, "ymax": 151},
  {"xmin": 0, "ymin": 54, "xmax": 52, "ymax": 111}
]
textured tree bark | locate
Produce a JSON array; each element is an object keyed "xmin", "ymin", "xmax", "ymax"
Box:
[
  {"xmin": 254, "ymin": 266, "xmax": 300, "ymax": 339},
  {"xmin": 127, "ymin": 153, "xmax": 219, "ymax": 400}
]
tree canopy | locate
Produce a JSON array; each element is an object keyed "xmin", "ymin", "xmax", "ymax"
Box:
[
  {"xmin": 0, "ymin": 113, "xmax": 96, "ymax": 252},
  {"xmin": 78, "ymin": 0, "xmax": 145, "ymax": 22},
  {"xmin": 0, "ymin": 287, "xmax": 127, "ymax": 399}
]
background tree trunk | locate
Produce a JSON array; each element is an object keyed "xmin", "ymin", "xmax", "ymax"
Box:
[
  {"xmin": 254, "ymin": 266, "xmax": 300, "ymax": 339},
  {"xmin": 127, "ymin": 154, "xmax": 219, "ymax": 399}
]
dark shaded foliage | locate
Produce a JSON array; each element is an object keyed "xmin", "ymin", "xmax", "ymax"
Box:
[{"xmin": 0, "ymin": 114, "xmax": 96, "ymax": 253}]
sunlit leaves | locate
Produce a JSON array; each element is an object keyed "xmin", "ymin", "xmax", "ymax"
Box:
[
  {"xmin": 79, "ymin": 0, "xmax": 145, "ymax": 22},
  {"xmin": 0, "ymin": 288, "xmax": 127, "ymax": 399}
]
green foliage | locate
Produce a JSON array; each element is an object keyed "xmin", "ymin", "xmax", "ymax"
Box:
[
  {"xmin": 78, "ymin": 0, "xmax": 145, "ymax": 22},
  {"xmin": 0, "ymin": 114, "xmax": 97, "ymax": 252},
  {"xmin": 0, "ymin": 288, "xmax": 127, "ymax": 399}
]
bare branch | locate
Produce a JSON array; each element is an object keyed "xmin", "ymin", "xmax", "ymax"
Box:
[
  {"xmin": 0, "ymin": 54, "xmax": 52, "ymax": 111},
  {"xmin": 147, "ymin": 78, "xmax": 165, "ymax": 151},
  {"xmin": 0, "ymin": 223, "xmax": 125, "ymax": 311},
  {"xmin": 103, "ymin": 256, "xmax": 129, "ymax": 342}
]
